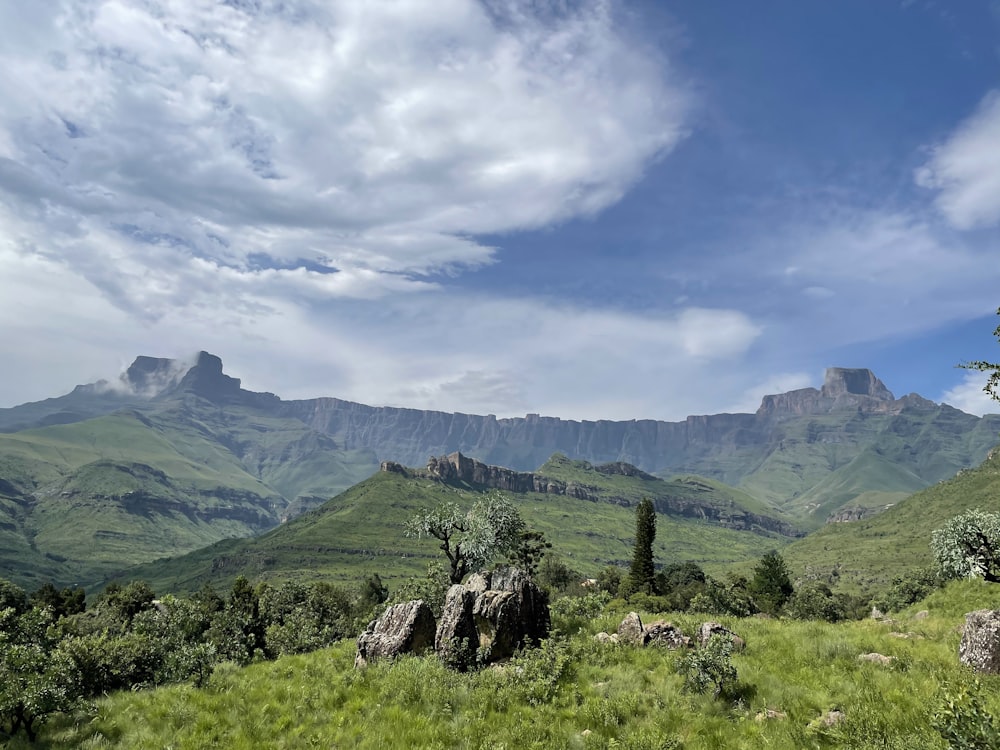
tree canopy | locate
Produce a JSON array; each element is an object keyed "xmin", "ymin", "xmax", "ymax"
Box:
[
  {"xmin": 959, "ymin": 306, "xmax": 1000, "ymax": 402},
  {"xmin": 405, "ymin": 491, "xmax": 525, "ymax": 584},
  {"xmin": 931, "ymin": 509, "xmax": 1000, "ymax": 583}
]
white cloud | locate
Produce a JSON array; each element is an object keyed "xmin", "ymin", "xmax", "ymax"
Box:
[
  {"xmin": 916, "ymin": 90, "xmax": 1000, "ymax": 230},
  {"xmin": 941, "ymin": 370, "xmax": 1000, "ymax": 416},
  {"xmin": 0, "ymin": 0, "xmax": 691, "ymax": 313}
]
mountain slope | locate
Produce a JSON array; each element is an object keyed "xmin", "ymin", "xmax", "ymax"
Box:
[
  {"xmin": 0, "ymin": 360, "xmax": 379, "ymax": 589},
  {"xmin": 782, "ymin": 447, "xmax": 1000, "ymax": 591},
  {"xmin": 112, "ymin": 456, "xmax": 794, "ymax": 594},
  {"xmin": 2, "ymin": 351, "xmax": 998, "ymax": 589}
]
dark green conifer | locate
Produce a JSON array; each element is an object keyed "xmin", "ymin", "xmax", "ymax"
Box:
[{"xmin": 628, "ymin": 497, "xmax": 656, "ymax": 594}]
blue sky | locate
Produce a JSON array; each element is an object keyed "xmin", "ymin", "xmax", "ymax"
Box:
[{"xmin": 1, "ymin": 0, "xmax": 998, "ymax": 420}]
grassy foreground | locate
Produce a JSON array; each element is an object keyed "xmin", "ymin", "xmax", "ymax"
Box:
[{"xmin": 17, "ymin": 579, "xmax": 1000, "ymax": 749}]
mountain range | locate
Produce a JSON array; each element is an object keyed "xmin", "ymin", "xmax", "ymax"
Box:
[{"xmin": 1, "ymin": 351, "xmax": 998, "ymax": 590}]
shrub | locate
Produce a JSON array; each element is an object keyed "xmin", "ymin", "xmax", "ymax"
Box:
[
  {"xmin": 933, "ymin": 681, "xmax": 1000, "ymax": 750},
  {"xmin": 785, "ymin": 582, "xmax": 843, "ymax": 622},
  {"xmin": 677, "ymin": 634, "xmax": 737, "ymax": 698}
]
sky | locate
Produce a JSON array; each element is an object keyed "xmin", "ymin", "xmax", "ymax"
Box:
[{"xmin": 1, "ymin": 0, "xmax": 999, "ymax": 421}]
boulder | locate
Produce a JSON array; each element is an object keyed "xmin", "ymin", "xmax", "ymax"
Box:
[
  {"xmin": 617, "ymin": 612, "xmax": 647, "ymax": 646},
  {"xmin": 858, "ymin": 652, "xmax": 895, "ymax": 666},
  {"xmin": 645, "ymin": 620, "xmax": 691, "ymax": 649},
  {"xmin": 435, "ymin": 585, "xmax": 480, "ymax": 670},
  {"xmin": 434, "ymin": 567, "xmax": 551, "ymax": 669},
  {"xmin": 488, "ymin": 566, "xmax": 551, "ymax": 646},
  {"xmin": 698, "ymin": 621, "xmax": 745, "ymax": 651},
  {"xmin": 959, "ymin": 609, "xmax": 1000, "ymax": 673},
  {"xmin": 355, "ymin": 599, "xmax": 436, "ymax": 668}
]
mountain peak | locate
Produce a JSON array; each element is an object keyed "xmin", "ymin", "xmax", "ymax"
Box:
[
  {"xmin": 820, "ymin": 368, "xmax": 894, "ymax": 401},
  {"xmin": 122, "ymin": 356, "xmax": 191, "ymax": 397},
  {"xmin": 757, "ymin": 367, "xmax": 916, "ymax": 417},
  {"xmin": 171, "ymin": 351, "xmax": 242, "ymax": 402}
]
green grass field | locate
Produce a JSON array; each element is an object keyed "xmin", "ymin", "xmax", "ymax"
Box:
[{"xmin": 16, "ymin": 578, "xmax": 1000, "ymax": 749}]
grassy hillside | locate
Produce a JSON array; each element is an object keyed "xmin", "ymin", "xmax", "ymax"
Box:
[
  {"xmin": 116, "ymin": 468, "xmax": 791, "ymax": 595},
  {"xmin": 783, "ymin": 448, "xmax": 1000, "ymax": 592},
  {"xmin": 731, "ymin": 408, "xmax": 1000, "ymax": 526},
  {"xmin": 26, "ymin": 579, "xmax": 1000, "ymax": 749},
  {"xmin": 0, "ymin": 396, "xmax": 377, "ymax": 589}
]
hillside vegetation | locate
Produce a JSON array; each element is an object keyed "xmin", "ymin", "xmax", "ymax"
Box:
[
  {"xmin": 117, "ymin": 464, "xmax": 792, "ymax": 595},
  {"xmin": 19, "ymin": 579, "xmax": 1000, "ymax": 750},
  {"xmin": 784, "ymin": 448, "xmax": 1000, "ymax": 591}
]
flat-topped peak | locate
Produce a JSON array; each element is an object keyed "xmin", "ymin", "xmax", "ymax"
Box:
[{"xmin": 821, "ymin": 368, "xmax": 894, "ymax": 400}]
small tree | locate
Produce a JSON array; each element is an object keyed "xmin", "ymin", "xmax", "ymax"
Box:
[
  {"xmin": 0, "ymin": 607, "xmax": 83, "ymax": 742},
  {"xmin": 749, "ymin": 551, "xmax": 794, "ymax": 615},
  {"xmin": 406, "ymin": 491, "xmax": 525, "ymax": 584},
  {"xmin": 508, "ymin": 529, "xmax": 552, "ymax": 576},
  {"xmin": 932, "ymin": 509, "xmax": 1000, "ymax": 582},
  {"xmin": 628, "ymin": 497, "xmax": 656, "ymax": 595},
  {"xmin": 959, "ymin": 306, "xmax": 1000, "ymax": 402}
]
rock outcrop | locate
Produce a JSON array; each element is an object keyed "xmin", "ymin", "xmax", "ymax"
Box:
[
  {"xmin": 959, "ymin": 609, "xmax": 1000, "ymax": 673},
  {"xmin": 358, "ymin": 567, "xmax": 550, "ymax": 671},
  {"xmin": 436, "ymin": 566, "xmax": 551, "ymax": 669},
  {"xmin": 355, "ymin": 599, "xmax": 437, "ymax": 668},
  {"xmin": 380, "ymin": 452, "xmax": 800, "ymax": 537},
  {"xmin": 614, "ymin": 612, "xmax": 695, "ymax": 650},
  {"xmin": 698, "ymin": 621, "xmax": 745, "ymax": 651}
]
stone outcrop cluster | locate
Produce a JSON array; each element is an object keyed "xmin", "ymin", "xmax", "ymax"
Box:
[
  {"xmin": 597, "ymin": 612, "xmax": 745, "ymax": 652},
  {"xmin": 355, "ymin": 567, "xmax": 550, "ymax": 670}
]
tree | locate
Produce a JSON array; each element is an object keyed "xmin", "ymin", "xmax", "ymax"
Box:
[
  {"xmin": 932, "ymin": 509, "xmax": 1000, "ymax": 582},
  {"xmin": 749, "ymin": 550, "xmax": 794, "ymax": 614},
  {"xmin": 959, "ymin": 306, "xmax": 1000, "ymax": 402},
  {"xmin": 0, "ymin": 607, "xmax": 82, "ymax": 742},
  {"xmin": 508, "ymin": 529, "xmax": 552, "ymax": 576},
  {"xmin": 627, "ymin": 497, "xmax": 656, "ymax": 595},
  {"xmin": 405, "ymin": 491, "xmax": 525, "ymax": 584}
]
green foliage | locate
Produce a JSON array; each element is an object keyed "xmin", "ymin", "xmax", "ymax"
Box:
[
  {"xmin": 784, "ymin": 447, "xmax": 1000, "ymax": 592},
  {"xmin": 932, "ymin": 509, "xmax": 1000, "ymax": 582},
  {"xmin": 877, "ymin": 568, "xmax": 945, "ymax": 613},
  {"xmin": 628, "ymin": 498, "xmax": 657, "ymax": 595},
  {"xmin": 535, "ymin": 554, "xmax": 581, "ymax": 595},
  {"xmin": 596, "ymin": 565, "xmax": 623, "ymax": 595},
  {"xmin": 0, "ymin": 578, "xmax": 28, "ymax": 616},
  {"xmin": 0, "ymin": 607, "xmax": 83, "ymax": 742},
  {"xmin": 677, "ymin": 634, "xmax": 738, "ymax": 698},
  {"xmin": 959, "ymin": 306, "xmax": 1000, "ymax": 403},
  {"xmin": 388, "ymin": 562, "xmax": 451, "ymax": 618},
  {"xmin": 406, "ymin": 491, "xmax": 525, "ymax": 583},
  {"xmin": 933, "ymin": 680, "xmax": 1000, "ymax": 750},
  {"xmin": 749, "ymin": 551, "xmax": 794, "ymax": 615},
  {"xmin": 785, "ymin": 582, "xmax": 844, "ymax": 622},
  {"xmin": 550, "ymin": 591, "xmax": 611, "ymax": 633},
  {"xmin": 24, "ymin": 578, "xmax": 1000, "ymax": 748},
  {"xmin": 507, "ymin": 528, "xmax": 552, "ymax": 576}
]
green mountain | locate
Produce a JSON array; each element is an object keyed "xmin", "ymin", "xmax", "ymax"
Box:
[
  {"xmin": 112, "ymin": 453, "xmax": 796, "ymax": 594},
  {"xmin": 2, "ymin": 351, "xmax": 997, "ymax": 590},
  {"xmin": 0, "ymin": 355, "xmax": 378, "ymax": 589},
  {"xmin": 782, "ymin": 447, "xmax": 1000, "ymax": 591}
]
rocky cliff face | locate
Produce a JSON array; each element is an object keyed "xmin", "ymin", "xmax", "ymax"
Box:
[
  {"xmin": 756, "ymin": 368, "xmax": 927, "ymax": 417},
  {"xmin": 7, "ymin": 354, "xmax": 1000, "ymax": 526},
  {"xmin": 381, "ymin": 453, "xmax": 801, "ymax": 536}
]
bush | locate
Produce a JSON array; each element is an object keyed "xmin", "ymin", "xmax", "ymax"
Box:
[
  {"xmin": 550, "ymin": 591, "xmax": 610, "ymax": 633},
  {"xmin": 785, "ymin": 582, "xmax": 843, "ymax": 622},
  {"xmin": 933, "ymin": 681, "xmax": 1000, "ymax": 750},
  {"xmin": 677, "ymin": 634, "xmax": 737, "ymax": 698},
  {"xmin": 877, "ymin": 568, "xmax": 944, "ymax": 613}
]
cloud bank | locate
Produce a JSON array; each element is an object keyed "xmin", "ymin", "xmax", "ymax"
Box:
[{"xmin": 0, "ymin": 0, "xmax": 690, "ymax": 314}]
